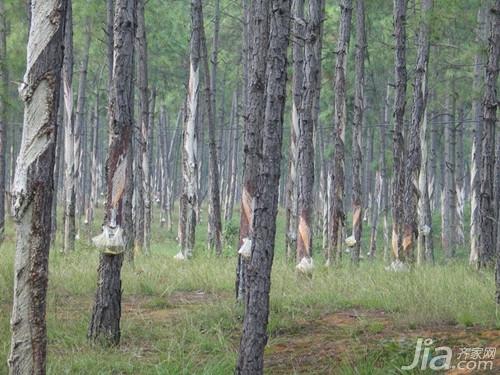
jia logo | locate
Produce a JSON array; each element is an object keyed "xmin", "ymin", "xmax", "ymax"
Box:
[{"xmin": 401, "ymin": 338, "xmax": 496, "ymax": 371}]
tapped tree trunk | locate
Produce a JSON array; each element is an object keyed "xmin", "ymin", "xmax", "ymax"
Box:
[
  {"xmin": 8, "ymin": 0, "xmax": 66, "ymax": 372},
  {"xmin": 179, "ymin": 0, "xmax": 202, "ymax": 258},
  {"xmin": 328, "ymin": 0, "xmax": 352, "ymax": 265},
  {"xmin": 236, "ymin": 1, "xmax": 291, "ymax": 373},
  {"xmin": 235, "ymin": 0, "xmax": 269, "ymax": 302},
  {"xmin": 88, "ymin": 0, "xmax": 136, "ymax": 346},
  {"xmin": 480, "ymin": 0, "xmax": 499, "ymax": 270},
  {"xmin": 296, "ymin": 0, "xmax": 324, "ymax": 264},
  {"xmin": 63, "ymin": 0, "xmax": 75, "ymax": 254},
  {"xmin": 406, "ymin": 0, "xmax": 432, "ymax": 264},
  {"xmin": 391, "ymin": 0, "xmax": 407, "ymax": 262},
  {"xmin": 350, "ymin": 0, "xmax": 365, "ymax": 265}
]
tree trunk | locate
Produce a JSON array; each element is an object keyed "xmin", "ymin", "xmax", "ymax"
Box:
[
  {"xmin": 135, "ymin": 0, "xmax": 148, "ymax": 255},
  {"xmin": 350, "ymin": 0, "xmax": 365, "ymax": 264},
  {"xmin": 391, "ymin": 0, "xmax": 407, "ymax": 261},
  {"xmin": 381, "ymin": 84, "xmax": 390, "ymax": 262},
  {"xmin": 8, "ymin": 1, "xmax": 66, "ymax": 372},
  {"xmin": 73, "ymin": 19, "xmax": 91, "ymax": 240},
  {"xmin": 295, "ymin": 0, "xmax": 323, "ymax": 264},
  {"xmin": 285, "ymin": 0, "xmax": 304, "ymax": 261},
  {"xmin": 470, "ymin": 5, "xmax": 487, "ymax": 266},
  {"xmin": 88, "ymin": 0, "xmax": 135, "ymax": 345},
  {"xmin": 144, "ymin": 87, "xmax": 155, "ymax": 253},
  {"xmin": 63, "ymin": 0, "xmax": 75, "ymax": 254},
  {"xmin": 200, "ymin": 0, "xmax": 223, "ymax": 255},
  {"xmin": 179, "ymin": 0, "xmax": 202, "ymax": 258},
  {"xmin": 0, "ymin": 0, "xmax": 6, "ymax": 244},
  {"xmin": 406, "ymin": 0, "xmax": 432, "ymax": 264},
  {"xmin": 87, "ymin": 89, "xmax": 100, "ymax": 235},
  {"xmin": 236, "ymin": 1, "xmax": 291, "ymax": 373},
  {"xmin": 328, "ymin": 0, "xmax": 352, "ymax": 265},
  {"xmin": 236, "ymin": 0, "xmax": 269, "ymax": 301},
  {"xmin": 455, "ymin": 109, "xmax": 465, "ymax": 245},
  {"xmin": 479, "ymin": 0, "xmax": 499, "ymax": 270},
  {"xmin": 443, "ymin": 91, "xmax": 457, "ymax": 259},
  {"xmin": 224, "ymin": 91, "xmax": 240, "ymax": 222}
]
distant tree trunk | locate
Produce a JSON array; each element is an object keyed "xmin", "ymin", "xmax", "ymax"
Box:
[
  {"xmin": 0, "ymin": 0, "xmax": 6, "ymax": 244},
  {"xmin": 107, "ymin": 0, "xmax": 114, "ymax": 89},
  {"xmin": 74, "ymin": 19, "xmax": 91, "ymax": 238},
  {"xmin": 236, "ymin": 1, "xmax": 291, "ymax": 373},
  {"xmin": 63, "ymin": 0, "xmax": 75, "ymax": 254},
  {"xmin": 224, "ymin": 91, "xmax": 240, "ymax": 222},
  {"xmin": 144, "ymin": 87, "xmax": 155, "ymax": 253},
  {"xmin": 381, "ymin": 84, "xmax": 390, "ymax": 262},
  {"xmin": 166, "ymin": 110, "xmax": 182, "ymax": 231},
  {"xmin": 479, "ymin": 0, "xmax": 499, "ymax": 270},
  {"xmin": 328, "ymin": 0, "xmax": 352, "ymax": 265},
  {"xmin": 391, "ymin": 0, "xmax": 407, "ymax": 261},
  {"xmin": 442, "ymin": 91, "xmax": 457, "ymax": 259},
  {"xmin": 236, "ymin": 0, "xmax": 269, "ymax": 301},
  {"xmin": 406, "ymin": 0, "xmax": 432, "ymax": 264},
  {"xmin": 52, "ymin": 92, "xmax": 64, "ymax": 244},
  {"xmin": 87, "ymin": 89, "xmax": 100, "ymax": 234},
  {"xmin": 135, "ymin": 0, "xmax": 148, "ymax": 254},
  {"xmin": 285, "ymin": 0, "xmax": 304, "ymax": 260},
  {"xmin": 350, "ymin": 0, "xmax": 365, "ymax": 264},
  {"xmin": 88, "ymin": 0, "xmax": 135, "ymax": 345},
  {"xmin": 200, "ymin": 0, "xmax": 223, "ymax": 255},
  {"xmin": 318, "ymin": 124, "xmax": 329, "ymax": 256},
  {"xmin": 455, "ymin": 108, "xmax": 465, "ymax": 245},
  {"xmin": 470, "ymin": 5, "xmax": 487, "ymax": 266},
  {"xmin": 8, "ymin": 1, "xmax": 66, "ymax": 372},
  {"xmin": 179, "ymin": 0, "xmax": 202, "ymax": 258}
]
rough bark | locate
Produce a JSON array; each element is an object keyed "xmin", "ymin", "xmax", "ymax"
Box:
[
  {"xmin": 63, "ymin": 0, "xmax": 75, "ymax": 254},
  {"xmin": 328, "ymin": 0, "xmax": 352, "ymax": 265},
  {"xmin": 442, "ymin": 91, "xmax": 457, "ymax": 259},
  {"xmin": 406, "ymin": 0, "xmax": 432, "ymax": 264},
  {"xmin": 470, "ymin": 5, "xmax": 487, "ymax": 266},
  {"xmin": 236, "ymin": 0, "xmax": 269, "ymax": 301},
  {"xmin": 200, "ymin": 0, "xmax": 223, "ymax": 255},
  {"xmin": 87, "ymin": 89, "xmax": 100, "ymax": 233},
  {"xmin": 236, "ymin": 1, "xmax": 291, "ymax": 373},
  {"xmin": 144, "ymin": 87, "xmax": 155, "ymax": 253},
  {"xmin": 285, "ymin": 0, "xmax": 304, "ymax": 260},
  {"xmin": 73, "ymin": 18, "xmax": 91, "ymax": 237},
  {"xmin": 179, "ymin": 0, "xmax": 202, "ymax": 258},
  {"xmin": 296, "ymin": 0, "xmax": 324, "ymax": 263},
  {"xmin": 135, "ymin": 0, "xmax": 148, "ymax": 254},
  {"xmin": 88, "ymin": 0, "xmax": 135, "ymax": 345},
  {"xmin": 224, "ymin": 91, "xmax": 240, "ymax": 222},
  {"xmin": 0, "ymin": 0, "xmax": 6, "ymax": 243},
  {"xmin": 479, "ymin": 0, "xmax": 499, "ymax": 270},
  {"xmin": 350, "ymin": 0, "xmax": 365, "ymax": 264},
  {"xmin": 8, "ymin": 1, "xmax": 66, "ymax": 373},
  {"xmin": 391, "ymin": 0, "xmax": 407, "ymax": 261},
  {"xmin": 381, "ymin": 84, "xmax": 390, "ymax": 263}
]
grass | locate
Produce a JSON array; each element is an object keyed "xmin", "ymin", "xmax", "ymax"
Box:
[{"xmin": 0, "ymin": 203, "xmax": 497, "ymax": 374}]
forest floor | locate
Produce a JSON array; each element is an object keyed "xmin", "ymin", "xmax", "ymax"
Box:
[{"xmin": 0, "ymin": 207, "xmax": 499, "ymax": 374}]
